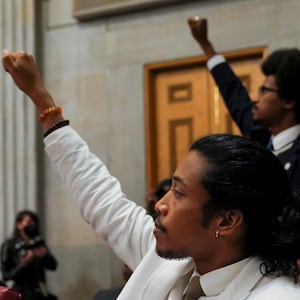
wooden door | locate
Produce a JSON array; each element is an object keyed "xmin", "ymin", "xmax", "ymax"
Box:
[
  {"xmin": 154, "ymin": 66, "xmax": 211, "ymax": 181},
  {"xmin": 144, "ymin": 48, "xmax": 266, "ymax": 189}
]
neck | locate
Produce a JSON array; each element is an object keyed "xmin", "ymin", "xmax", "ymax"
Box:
[
  {"xmin": 194, "ymin": 249, "xmax": 248, "ymax": 275},
  {"xmin": 268, "ymin": 118, "xmax": 298, "ymax": 136}
]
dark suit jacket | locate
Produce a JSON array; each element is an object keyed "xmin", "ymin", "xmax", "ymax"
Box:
[
  {"xmin": 210, "ymin": 61, "xmax": 300, "ymax": 192},
  {"xmin": 92, "ymin": 287, "xmax": 122, "ymax": 300}
]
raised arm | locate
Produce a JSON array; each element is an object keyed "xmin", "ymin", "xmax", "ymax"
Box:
[
  {"xmin": 2, "ymin": 50, "xmax": 64, "ymax": 132},
  {"xmin": 2, "ymin": 50, "xmax": 155, "ymax": 269},
  {"xmin": 187, "ymin": 18, "xmax": 268, "ymax": 141},
  {"xmin": 187, "ymin": 17, "xmax": 216, "ymax": 59}
]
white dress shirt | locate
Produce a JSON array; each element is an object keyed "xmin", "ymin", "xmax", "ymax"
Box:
[{"xmin": 271, "ymin": 124, "xmax": 300, "ymax": 156}]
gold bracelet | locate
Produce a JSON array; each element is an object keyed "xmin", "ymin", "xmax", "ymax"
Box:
[{"xmin": 38, "ymin": 106, "xmax": 62, "ymax": 122}]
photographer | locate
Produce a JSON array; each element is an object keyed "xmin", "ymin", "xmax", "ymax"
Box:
[{"xmin": 0, "ymin": 210, "xmax": 58, "ymax": 300}]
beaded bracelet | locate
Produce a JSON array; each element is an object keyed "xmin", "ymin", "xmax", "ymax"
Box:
[
  {"xmin": 43, "ymin": 120, "xmax": 70, "ymax": 138},
  {"xmin": 38, "ymin": 106, "xmax": 62, "ymax": 122}
]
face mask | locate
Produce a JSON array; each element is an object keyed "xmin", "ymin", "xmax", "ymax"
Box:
[{"xmin": 23, "ymin": 223, "xmax": 40, "ymax": 238}]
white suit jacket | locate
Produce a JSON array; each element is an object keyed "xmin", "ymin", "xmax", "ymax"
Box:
[{"xmin": 44, "ymin": 126, "xmax": 300, "ymax": 299}]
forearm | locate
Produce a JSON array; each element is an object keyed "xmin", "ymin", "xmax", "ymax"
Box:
[
  {"xmin": 2, "ymin": 51, "xmax": 64, "ymax": 132},
  {"xmin": 187, "ymin": 17, "xmax": 217, "ymax": 60},
  {"xmin": 30, "ymin": 90, "xmax": 64, "ymax": 132},
  {"xmin": 199, "ymin": 40, "xmax": 217, "ymax": 60}
]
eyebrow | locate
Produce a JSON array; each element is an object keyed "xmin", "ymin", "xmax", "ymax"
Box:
[{"xmin": 172, "ymin": 176, "xmax": 187, "ymax": 187}]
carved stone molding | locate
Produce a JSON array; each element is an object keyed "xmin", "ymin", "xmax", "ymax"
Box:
[{"xmin": 73, "ymin": 0, "xmax": 185, "ymax": 20}]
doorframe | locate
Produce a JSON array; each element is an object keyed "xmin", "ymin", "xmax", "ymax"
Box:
[{"xmin": 144, "ymin": 46, "xmax": 268, "ymax": 190}]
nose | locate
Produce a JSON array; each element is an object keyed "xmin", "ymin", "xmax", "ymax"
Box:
[
  {"xmin": 251, "ymin": 95, "xmax": 259, "ymax": 106},
  {"xmin": 154, "ymin": 196, "xmax": 168, "ymax": 217},
  {"xmin": 255, "ymin": 85, "xmax": 265, "ymax": 102}
]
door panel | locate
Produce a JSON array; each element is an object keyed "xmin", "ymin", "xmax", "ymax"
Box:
[
  {"xmin": 155, "ymin": 67, "xmax": 210, "ymax": 179},
  {"xmin": 145, "ymin": 48, "xmax": 266, "ymax": 189}
]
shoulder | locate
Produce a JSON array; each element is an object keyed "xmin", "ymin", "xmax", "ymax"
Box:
[
  {"xmin": 249, "ymin": 277, "xmax": 300, "ymax": 299},
  {"xmin": 291, "ymin": 133, "xmax": 300, "ymax": 150},
  {"xmin": 1, "ymin": 238, "xmax": 15, "ymax": 248}
]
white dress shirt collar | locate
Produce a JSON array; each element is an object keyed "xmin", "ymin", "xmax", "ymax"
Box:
[
  {"xmin": 185, "ymin": 257, "xmax": 251, "ymax": 297},
  {"xmin": 272, "ymin": 124, "xmax": 300, "ymax": 155}
]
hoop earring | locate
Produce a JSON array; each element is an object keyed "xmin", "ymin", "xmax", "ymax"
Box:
[{"xmin": 215, "ymin": 230, "xmax": 220, "ymax": 238}]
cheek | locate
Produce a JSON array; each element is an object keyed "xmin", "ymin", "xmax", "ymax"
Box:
[
  {"xmin": 175, "ymin": 221, "xmax": 213, "ymax": 254},
  {"xmin": 262, "ymin": 97, "xmax": 281, "ymax": 109},
  {"xmin": 259, "ymin": 97, "xmax": 272, "ymax": 108},
  {"xmin": 256, "ymin": 99, "xmax": 276, "ymax": 117},
  {"xmin": 170, "ymin": 211, "xmax": 204, "ymax": 237}
]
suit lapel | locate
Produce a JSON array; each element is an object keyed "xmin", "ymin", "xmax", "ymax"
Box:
[
  {"xmin": 219, "ymin": 257, "xmax": 265, "ymax": 300},
  {"xmin": 118, "ymin": 247, "xmax": 194, "ymax": 300},
  {"xmin": 143, "ymin": 257, "xmax": 194, "ymax": 300}
]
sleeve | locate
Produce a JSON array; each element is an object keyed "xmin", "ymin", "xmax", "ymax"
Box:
[
  {"xmin": 209, "ymin": 57, "xmax": 254, "ymax": 135},
  {"xmin": 206, "ymin": 55, "xmax": 270, "ymax": 145},
  {"xmin": 44, "ymin": 126, "xmax": 155, "ymax": 270},
  {"xmin": 0, "ymin": 240, "xmax": 21, "ymax": 281},
  {"xmin": 40, "ymin": 249, "xmax": 57, "ymax": 271}
]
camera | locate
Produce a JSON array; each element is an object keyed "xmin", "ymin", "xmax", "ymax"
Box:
[{"xmin": 15, "ymin": 224, "xmax": 45, "ymax": 256}]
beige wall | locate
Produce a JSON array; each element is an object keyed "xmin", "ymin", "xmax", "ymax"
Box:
[{"xmin": 39, "ymin": 0, "xmax": 300, "ymax": 299}]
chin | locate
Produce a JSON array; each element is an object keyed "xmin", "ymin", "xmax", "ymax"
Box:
[
  {"xmin": 156, "ymin": 247, "xmax": 188, "ymax": 260},
  {"xmin": 252, "ymin": 113, "xmax": 260, "ymax": 121},
  {"xmin": 253, "ymin": 115, "xmax": 267, "ymax": 126},
  {"xmin": 251, "ymin": 110, "xmax": 262, "ymax": 122},
  {"xmin": 256, "ymin": 118, "xmax": 271, "ymax": 128}
]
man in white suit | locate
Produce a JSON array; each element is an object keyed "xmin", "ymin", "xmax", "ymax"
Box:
[{"xmin": 2, "ymin": 50, "xmax": 300, "ymax": 299}]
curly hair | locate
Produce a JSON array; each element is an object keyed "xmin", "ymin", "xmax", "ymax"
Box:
[
  {"xmin": 261, "ymin": 48, "xmax": 300, "ymax": 122},
  {"xmin": 261, "ymin": 192, "xmax": 300, "ymax": 282}
]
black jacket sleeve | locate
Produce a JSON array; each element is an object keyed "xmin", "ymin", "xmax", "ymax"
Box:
[
  {"xmin": 1, "ymin": 239, "xmax": 22, "ymax": 281},
  {"xmin": 210, "ymin": 61, "xmax": 270, "ymax": 146}
]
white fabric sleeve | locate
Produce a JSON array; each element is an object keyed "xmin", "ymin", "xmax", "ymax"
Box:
[
  {"xmin": 44, "ymin": 126, "xmax": 155, "ymax": 270},
  {"xmin": 207, "ymin": 54, "xmax": 226, "ymax": 70}
]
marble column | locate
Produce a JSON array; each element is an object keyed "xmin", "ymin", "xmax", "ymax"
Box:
[{"xmin": 0, "ymin": 0, "xmax": 37, "ymax": 243}]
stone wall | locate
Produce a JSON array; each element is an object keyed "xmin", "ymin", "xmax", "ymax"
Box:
[{"xmin": 39, "ymin": 0, "xmax": 300, "ymax": 299}]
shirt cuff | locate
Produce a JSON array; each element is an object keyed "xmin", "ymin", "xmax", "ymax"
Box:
[{"xmin": 207, "ymin": 54, "xmax": 226, "ymax": 70}]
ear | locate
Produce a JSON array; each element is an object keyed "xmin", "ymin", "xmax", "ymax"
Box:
[
  {"xmin": 215, "ymin": 210, "xmax": 244, "ymax": 237},
  {"xmin": 284, "ymin": 100, "xmax": 295, "ymax": 110}
]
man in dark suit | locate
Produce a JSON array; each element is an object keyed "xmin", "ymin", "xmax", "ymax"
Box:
[{"xmin": 187, "ymin": 17, "xmax": 300, "ymax": 192}]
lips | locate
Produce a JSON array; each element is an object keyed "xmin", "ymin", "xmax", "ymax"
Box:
[
  {"xmin": 154, "ymin": 218, "xmax": 166, "ymax": 233},
  {"xmin": 251, "ymin": 104, "xmax": 258, "ymax": 116}
]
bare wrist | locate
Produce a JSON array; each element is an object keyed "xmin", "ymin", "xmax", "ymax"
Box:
[
  {"xmin": 199, "ymin": 40, "xmax": 216, "ymax": 59},
  {"xmin": 29, "ymin": 88, "xmax": 56, "ymax": 112}
]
